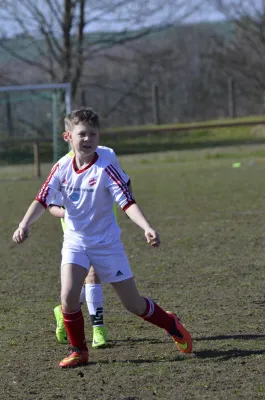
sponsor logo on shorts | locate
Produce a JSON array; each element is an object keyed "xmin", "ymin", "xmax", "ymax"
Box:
[{"xmin": 115, "ymin": 270, "xmax": 123, "ymax": 277}]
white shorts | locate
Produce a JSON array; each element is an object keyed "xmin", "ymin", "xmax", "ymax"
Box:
[{"xmin": 61, "ymin": 239, "xmax": 133, "ymax": 283}]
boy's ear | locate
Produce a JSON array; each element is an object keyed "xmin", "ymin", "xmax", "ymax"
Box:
[{"xmin": 62, "ymin": 131, "xmax": 71, "ymax": 142}]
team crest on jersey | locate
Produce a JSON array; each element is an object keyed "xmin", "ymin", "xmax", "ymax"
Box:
[{"xmin": 88, "ymin": 177, "xmax": 97, "ymax": 187}]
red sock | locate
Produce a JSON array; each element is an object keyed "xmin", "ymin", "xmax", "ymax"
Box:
[
  {"xmin": 140, "ymin": 298, "xmax": 175, "ymax": 332},
  {"xmin": 62, "ymin": 308, "xmax": 88, "ymax": 351}
]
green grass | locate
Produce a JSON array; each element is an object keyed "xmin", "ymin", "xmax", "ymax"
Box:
[
  {"xmin": 2, "ymin": 146, "xmax": 265, "ymax": 399},
  {"xmin": 104, "ymin": 114, "xmax": 265, "ymax": 132},
  {"xmin": 1, "ymin": 143, "xmax": 265, "ymax": 180}
]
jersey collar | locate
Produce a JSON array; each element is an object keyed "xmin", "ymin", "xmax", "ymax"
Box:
[{"xmin": 72, "ymin": 152, "xmax": 99, "ymax": 174}]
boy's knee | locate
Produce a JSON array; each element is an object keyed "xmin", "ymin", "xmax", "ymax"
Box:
[
  {"xmin": 61, "ymin": 292, "xmax": 79, "ymax": 312},
  {"xmin": 61, "ymin": 294, "xmax": 70, "ymax": 311},
  {"xmin": 124, "ymin": 300, "xmax": 146, "ymax": 316}
]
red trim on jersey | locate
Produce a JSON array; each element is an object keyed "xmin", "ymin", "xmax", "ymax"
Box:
[
  {"xmin": 122, "ymin": 200, "xmax": 136, "ymax": 211},
  {"xmin": 109, "ymin": 164, "xmax": 131, "ymax": 188},
  {"xmin": 35, "ymin": 198, "xmax": 48, "ymax": 209},
  {"xmin": 36, "ymin": 163, "xmax": 59, "ymax": 208},
  {"xmin": 108, "ymin": 164, "xmax": 134, "ymax": 203},
  {"xmin": 105, "ymin": 165, "xmax": 134, "ymax": 207},
  {"xmin": 73, "ymin": 152, "xmax": 98, "ymax": 174},
  {"xmin": 108, "ymin": 164, "xmax": 127, "ymax": 185}
]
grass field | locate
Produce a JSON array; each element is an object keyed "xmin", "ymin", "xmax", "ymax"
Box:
[{"xmin": 2, "ymin": 145, "xmax": 265, "ymax": 399}]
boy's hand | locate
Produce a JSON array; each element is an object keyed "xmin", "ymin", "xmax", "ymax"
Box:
[
  {"xmin": 145, "ymin": 227, "xmax": 160, "ymax": 248},
  {"xmin": 12, "ymin": 225, "xmax": 29, "ymax": 244}
]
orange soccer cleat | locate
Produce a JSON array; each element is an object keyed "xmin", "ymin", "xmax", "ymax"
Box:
[
  {"xmin": 166, "ymin": 312, "xmax": 192, "ymax": 354},
  {"xmin": 59, "ymin": 347, "xmax": 89, "ymax": 368}
]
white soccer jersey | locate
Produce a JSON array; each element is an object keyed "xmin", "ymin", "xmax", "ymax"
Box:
[
  {"xmin": 36, "ymin": 146, "xmax": 135, "ymax": 245},
  {"xmin": 50, "ymin": 192, "xmax": 64, "ymax": 207}
]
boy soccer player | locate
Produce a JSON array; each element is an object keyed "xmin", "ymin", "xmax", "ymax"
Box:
[
  {"xmin": 12, "ymin": 108, "xmax": 192, "ymax": 368},
  {"xmin": 50, "ymin": 151, "xmax": 131, "ymax": 348}
]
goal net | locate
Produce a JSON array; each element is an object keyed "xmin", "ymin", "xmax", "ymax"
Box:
[{"xmin": 0, "ymin": 83, "xmax": 71, "ymax": 166}]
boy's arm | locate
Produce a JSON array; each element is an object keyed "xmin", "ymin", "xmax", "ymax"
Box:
[
  {"xmin": 49, "ymin": 205, "xmax": 65, "ymax": 218},
  {"xmin": 105, "ymin": 154, "xmax": 158, "ymax": 245},
  {"xmin": 13, "ymin": 163, "xmax": 61, "ymax": 244},
  {"xmin": 12, "ymin": 200, "xmax": 46, "ymax": 244},
  {"xmin": 125, "ymin": 203, "xmax": 160, "ymax": 248}
]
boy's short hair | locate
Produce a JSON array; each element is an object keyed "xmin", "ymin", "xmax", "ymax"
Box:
[{"xmin": 64, "ymin": 108, "xmax": 100, "ymax": 131}]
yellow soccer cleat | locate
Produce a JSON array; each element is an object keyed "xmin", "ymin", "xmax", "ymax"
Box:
[
  {"xmin": 54, "ymin": 305, "xmax": 68, "ymax": 344},
  {"xmin": 92, "ymin": 326, "xmax": 107, "ymax": 348}
]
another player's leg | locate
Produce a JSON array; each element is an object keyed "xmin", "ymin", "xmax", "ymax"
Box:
[
  {"xmin": 59, "ymin": 262, "xmax": 89, "ymax": 368},
  {"xmin": 112, "ymin": 278, "xmax": 192, "ymax": 354},
  {"xmin": 85, "ymin": 267, "xmax": 106, "ymax": 348}
]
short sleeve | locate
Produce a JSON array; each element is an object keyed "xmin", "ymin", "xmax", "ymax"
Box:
[
  {"xmin": 109, "ymin": 148, "xmax": 130, "ymax": 184},
  {"xmin": 35, "ymin": 163, "xmax": 61, "ymax": 209},
  {"xmin": 105, "ymin": 157, "xmax": 135, "ymax": 211},
  {"xmin": 49, "ymin": 192, "xmax": 64, "ymax": 207}
]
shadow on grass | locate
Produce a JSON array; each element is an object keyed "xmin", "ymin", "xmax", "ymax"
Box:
[
  {"xmin": 87, "ymin": 357, "xmax": 185, "ymax": 366},
  {"xmin": 195, "ymin": 334, "xmax": 265, "ymax": 341},
  {"xmin": 72, "ymin": 348, "xmax": 264, "ymax": 367},
  {"xmin": 194, "ymin": 333, "xmax": 265, "ymax": 360},
  {"xmin": 107, "ymin": 338, "xmax": 165, "ymax": 343},
  {"xmin": 97, "ymin": 334, "xmax": 265, "ymax": 351},
  {"xmin": 102, "ymin": 337, "xmax": 166, "ymax": 349},
  {"xmin": 194, "ymin": 348, "xmax": 265, "ymax": 360}
]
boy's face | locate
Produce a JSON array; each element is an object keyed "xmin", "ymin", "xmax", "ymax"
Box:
[{"xmin": 68, "ymin": 122, "xmax": 99, "ymax": 156}]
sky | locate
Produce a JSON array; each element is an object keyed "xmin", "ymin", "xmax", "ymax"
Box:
[
  {"xmin": 0, "ymin": 1, "xmax": 226, "ymax": 37},
  {"xmin": 83, "ymin": 6, "xmax": 225, "ymax": 32}
]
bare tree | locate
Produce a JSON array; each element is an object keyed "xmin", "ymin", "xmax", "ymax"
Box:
[
  {"xmin": 0, "ymin": 0, "xmax": 203, "ymax": 100},
  {"xmin": 208, "ymin": 0, "xmax": 265, "ymax": 112},
  {"xmin": 77, "ymin": 21, "xmax": 225, "ymax": 126}
]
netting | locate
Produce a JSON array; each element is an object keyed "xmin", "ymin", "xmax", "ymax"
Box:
[{"xmin": 0, "ymin": 87, "xmax": 70, "ymax": 165}]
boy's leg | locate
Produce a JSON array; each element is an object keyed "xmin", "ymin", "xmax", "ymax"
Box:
[
  {"xmin": 54, "ymin": 281, "xmax": 87, "ymax": 344},
  {"xmin": 111, "ymin": 278, "xmax": 192, "ymax": 353},
  {"xmin": 88, "ymin": 240, "xmax": 191, "ymax": 353},
  {"xmin": 59, "ymin": 262, "xmax": 89, "ymax": 368},
  {"xmin": 53, "ymin": 267, "xmax": 106, "ymax": 347},
  {"xmin": 85, "ymin": 266, "xmax": 107, "ymax": 348},
  {"xmin": 54, "ymin": 288, "xmax": 85, "ymax": 344}
]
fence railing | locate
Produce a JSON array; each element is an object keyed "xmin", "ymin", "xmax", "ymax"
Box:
[{"xmin": 1, "ymin": 118, "xmax": 265, "ymax": 178}]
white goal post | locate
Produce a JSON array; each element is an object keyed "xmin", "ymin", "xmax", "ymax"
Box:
[{"xmin": 0, "ymin": 82, "xmax": 72, "ymax": 111}]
